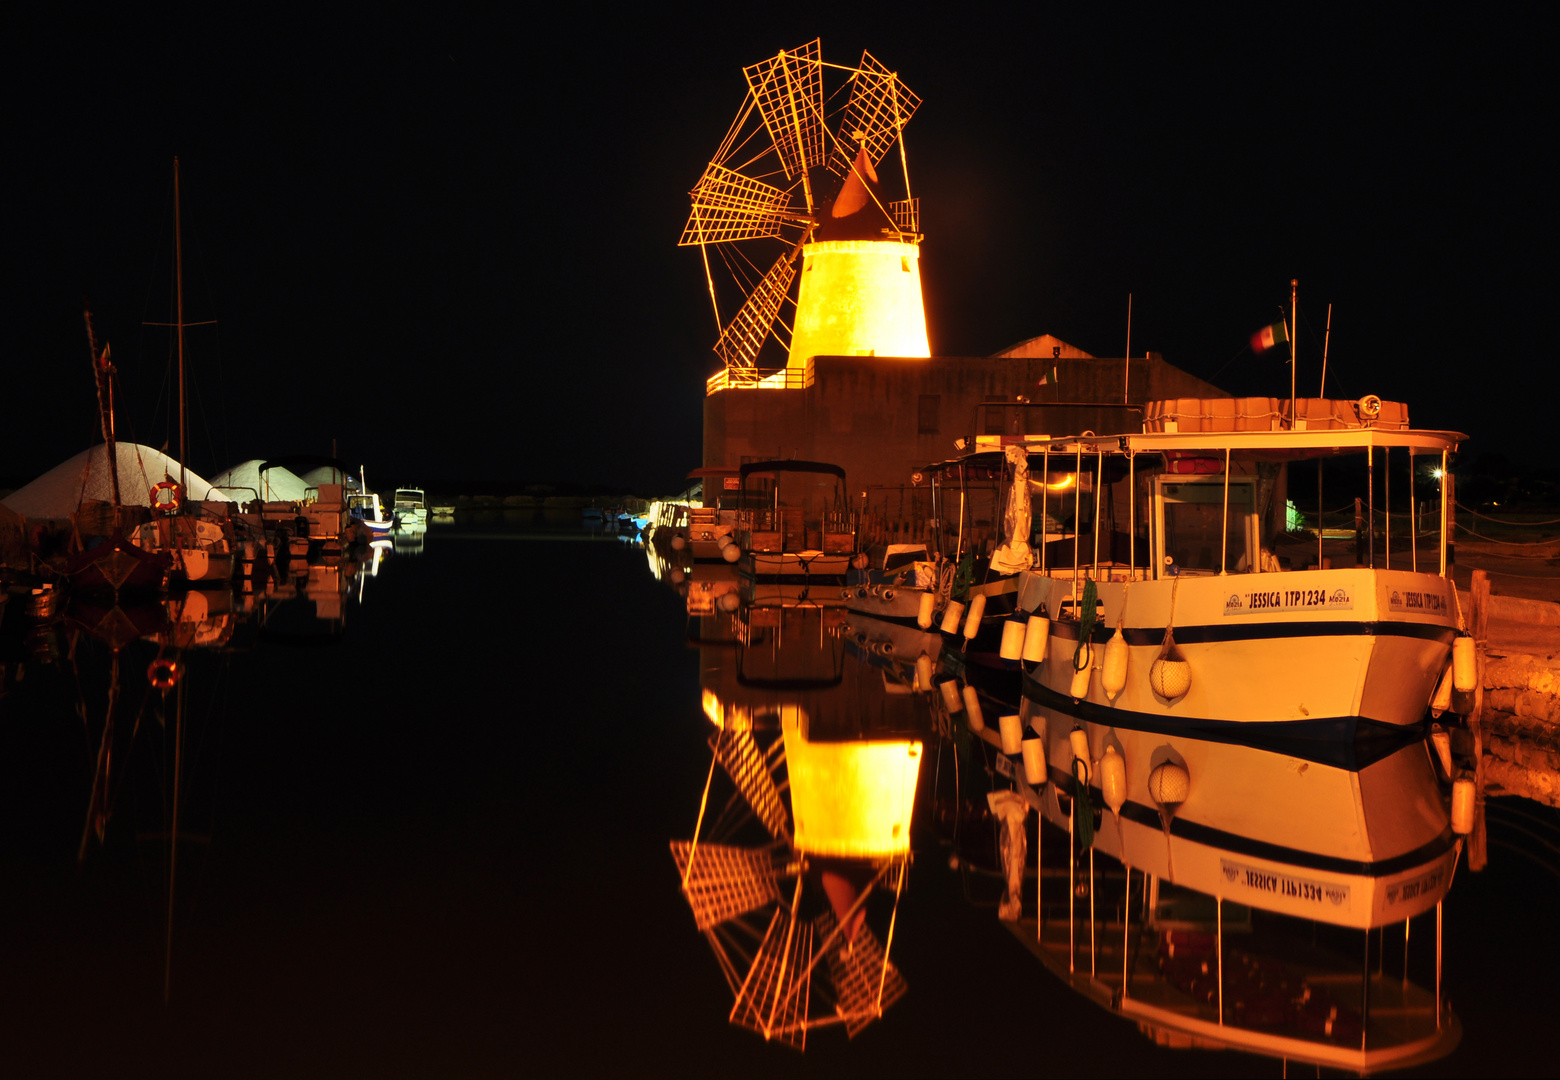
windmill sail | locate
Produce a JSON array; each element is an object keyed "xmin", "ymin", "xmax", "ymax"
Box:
[
  {"xmin": 713, "ymin": 254, "xmax": 796, "ymax": 370},
  {"xmin": 743, "ymin": 39, "xmax": 825, "ymax": 184},
  {"xmin": 830, "ymin": 51, "xmax": 922, "ymax": 175},
  {"xmin": 679, "ymin": 163, "xmax": 792, "ymax": 246},
  {"xmin": 816, "ymin": 908, "xmax": 908, "ymax": 1038},
  {"xmin": 709, "ymin": 728, "xmax": 792, "ymax": 840},
  {"xmin": 669, "ymin": 840, "xmax": 783, "ymax": 930},
  {"xmin": 731, "ymin": 908, "xmax": 813, "ymax": 1049}
]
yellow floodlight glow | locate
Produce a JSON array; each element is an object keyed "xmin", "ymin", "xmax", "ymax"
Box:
[
  {"xmin": 787, "ymin": 240, "xmax": 930, "ymax": 367},
  {"xmin": 783, "ymin": 713, "xmax": 922, "ymax": 858},
  {"xmin": 1047, "ymin": 474, "xmax": 1076, "ymax": 491},
  {"xmin": 701, "ymin": 688, "xmax": 751, "ymax": 731}
]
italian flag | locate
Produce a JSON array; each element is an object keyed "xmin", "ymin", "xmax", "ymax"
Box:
[{"xmin": 1250, "ymin": 320, "xmax": 1289, "ymax": 354}]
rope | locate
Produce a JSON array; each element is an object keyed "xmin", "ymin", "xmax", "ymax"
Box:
[
  {"xmin": 1073, "ymin": 579, "xmax": 1098, "ymax": 672},
  {"xmin": 1455, "ymin": 522, "xmax": 1560, "ymax": 547},
  {"xmin": 1456, "ymin": 502, "xmax": 1560, "ymax": 527}
]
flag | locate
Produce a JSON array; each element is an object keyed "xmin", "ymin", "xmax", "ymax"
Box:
[
  {"xmin": 1037, "ymin": 365, "xmax": 1058, "ymax": 387},
  {"xmin": 1250, "ymin": 320, "xmax": 1289, "ymax": 354}
]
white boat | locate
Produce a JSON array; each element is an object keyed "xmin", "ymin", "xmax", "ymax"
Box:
[
  {"xmin": 393, "ymin": 488, "xmax": 428, "ymax": 528},
  {"xmin": 348, "ymin": 492, "xmax": 394, "ymax": 537},
  {"xmin": 980, "ymin": 397, "xmax": 1465, "ymax": 737}
]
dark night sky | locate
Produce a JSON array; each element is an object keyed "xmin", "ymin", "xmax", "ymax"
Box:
[{"xmin": 7, "ymin": 8, "xmax": 1553, "ymax": 493}]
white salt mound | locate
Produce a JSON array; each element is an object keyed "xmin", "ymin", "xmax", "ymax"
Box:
[
  {"xmin": 2, "ymin": 444, "xmax": 233, "ymax": 520},
  {"xmin": 208, "ymin": 459, "xmax": 310, "ymax": 502}
]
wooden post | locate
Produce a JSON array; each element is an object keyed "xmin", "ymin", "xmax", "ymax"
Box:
[{"xmin": 1469, "ymin": 568, "xmax": 1490, "ymax": 872}]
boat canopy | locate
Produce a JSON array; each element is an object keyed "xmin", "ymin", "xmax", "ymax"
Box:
[{"xmin": 738, "ymin": 459, "xmax": 847, "ymax": 482}]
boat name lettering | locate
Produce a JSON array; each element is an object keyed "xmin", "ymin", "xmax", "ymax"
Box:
[
  {"xmin": 1387, "ymin": 589, "xmax": 1449, "ymax": 615},
  {"xmin": 1220, "ymin": 859, "xmax": 1349, "ymax": 907},
  {"xmin": 1385, "ymin": 870, "xmax": 1441, "ymax": 906},
  {"xmin": 1223, "ymin": 586, "xmax": 1353, "ymax": 616}
]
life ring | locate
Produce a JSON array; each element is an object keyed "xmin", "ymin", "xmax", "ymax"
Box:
[
  {"xmin": 147, "ymin": 656, "xmax": 182, "ymax": 691},
  {"xmin": 150, "ymin": 479, "xmax": 183, "ymax": 514}
]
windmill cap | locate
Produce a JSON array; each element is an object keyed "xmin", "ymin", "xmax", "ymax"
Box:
[{"xmin": 813, "ymin": 146, "xmax": 897, "ymax": 242}]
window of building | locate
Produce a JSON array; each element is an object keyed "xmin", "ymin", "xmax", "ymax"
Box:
[{"xmin": 918, "ymin": 394, "xmax": 940, "ymax": 434}]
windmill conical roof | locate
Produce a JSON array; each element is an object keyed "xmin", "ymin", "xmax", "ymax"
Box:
[
  {"xmin": 208, "ymin": 459, "xmax": 310, "ymax": 502},
  {"xmin": 813, "ymin": 147, "xmax": 898, "ymax": 243},
  {"xmin": 1, "ymin": 444, "xmax": 232, "ymax": 521}
]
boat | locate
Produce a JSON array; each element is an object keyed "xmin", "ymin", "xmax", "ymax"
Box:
[
  {"xmin": 393, "ymin": 488, "xmax": 428, "ymax": 528},
  {"xmin": 348, "ymin": 491, "xmax": 395, "ymax": 537},
  {"xmin": 730, "ymin": 460, "xmax": 858, "ymax": 584},
  {"xmin": 61, "ymin": 313, "xmax": 172, "ymax": 594},
  {"xmin": 1002, "ymin": 396, "xmax": 1463, "ymax": 736},
  {"xmin": 348, "ymin": 467, "xmax": 395, "ymax": 538}
]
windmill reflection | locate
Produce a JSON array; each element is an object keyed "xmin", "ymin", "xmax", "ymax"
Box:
[{"xmin": 674, "ymin": 600, "xmax": 933, "ymax": 1048}]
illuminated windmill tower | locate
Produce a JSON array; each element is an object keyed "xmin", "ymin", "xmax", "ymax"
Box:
[{"xmin": 681, "ymin": 41, "xmax": 929, "ymax": 373}]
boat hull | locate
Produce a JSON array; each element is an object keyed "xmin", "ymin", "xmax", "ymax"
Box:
[{"xmin": 1015, "ymin": 568, "xmax": 1456, "ymax": 728}]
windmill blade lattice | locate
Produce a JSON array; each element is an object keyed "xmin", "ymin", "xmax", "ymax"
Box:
[
  {"xmin": 670, "ymin": 840, "xmax": 783, "ymax": 931},
  {"xmin": 815, "ymin": 909, "xmax": 909, "ymax": 1038},
  {"xmin": 709, "ymin": 728, "xmax": 792, "ymax": 841},
  {"xmin": 714, "ymin": 254, "xmax": 797, "ymax": 370},
  {"xmin": 730, "ymin": 906, "xmax": 814, "ymax": 1049},
  {"xmin": 742, "ymin": 39, "xmax": 826, "ymax": 184},
  {"xmin": 679, "ymin": 164, "xmax": 792, "ymax": 247},
  {"xmin": 830, "ymin": 51, "xmax": 923, "ymax": 175}
]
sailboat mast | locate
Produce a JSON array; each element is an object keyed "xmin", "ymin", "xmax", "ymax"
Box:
[
  {"xmin": 174, "ymin": 157, "xmax": 188, "ymax": 491},
  {"xmin": 85, "ymin": 307, "xmax": 122, "ymax": 509}
]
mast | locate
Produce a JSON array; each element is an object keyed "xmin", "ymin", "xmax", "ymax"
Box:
[
  {"xmin": 174, "ymin": 157, "xmax": 188, "ymax": 491},
  {"xmin": 85, "ymin": 306, "xmax": 123, "ymax": 509}
]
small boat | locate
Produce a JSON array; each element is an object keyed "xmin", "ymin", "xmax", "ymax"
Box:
[
  {"xmin": 393, "ymin": 488, "xmax": 428, "ymax": 528},
  {"xmin": 730, "ymin": 460, "xmax": 858, "ymax": 583},
  {"xmin": 348, "ymin": 492, "xmax": 395, "ymax": 537},
  {"xmin": 348, "ymin": 467, "xmax": 395, "ymax": 539}
]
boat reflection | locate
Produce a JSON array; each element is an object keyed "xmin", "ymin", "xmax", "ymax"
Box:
[
  {"xmin": 941, "ymin": 704, "xmax": 1462, "ymax": 1072},
  {"xmin": 674, "ymin": 599, "xmax": 935, "ymax": 1048},
  {"xmin": 0, "ymin": 534, "xmax": 403, "ymax": 1001}
]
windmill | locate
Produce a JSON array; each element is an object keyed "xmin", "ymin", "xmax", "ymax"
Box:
[
  {"xmin": 671, "ymin": 710, "xmax": 915, "ymax": 1048},
  {"xmin": 681, "ymin": 41, "xmax": 929, "ymax": 375}
]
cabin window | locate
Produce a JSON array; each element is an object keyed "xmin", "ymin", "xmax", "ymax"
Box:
[
  {"xmin": 1155, "ymin": 477, "xmax": 1257, "ymax": 575},
  {"xmin": 918, "ymin": 394, "xmax": 940, "ymax": 434},
  {"xmin": 983, "ymin": 406, "xmax": 1006, "ymax": 436}
]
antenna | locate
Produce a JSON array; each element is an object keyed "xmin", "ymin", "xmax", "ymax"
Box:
[
  {"xmin": 1123, "ymin": 293, "xmax": 1132, "ymax": 405},
  {"xmin": 1320, "ymin": 302, "xmax": 1332, "ymax": 397},
  {"xmin": 1289, "ymin": 279, "xmax": 1298, "ymax": 427}
]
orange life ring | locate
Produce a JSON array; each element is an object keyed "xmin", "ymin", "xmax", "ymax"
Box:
[
  {"xmin": 147, "ymin": 656, "xmax": 182, "ymax": 691},
  {"xmin": 150, "ymin": 479, "xmax": 183, "ymax": 514}
]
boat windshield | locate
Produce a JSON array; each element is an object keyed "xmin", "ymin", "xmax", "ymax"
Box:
[{"xmin": 1158, "ymin": 477, "xmax": 1257, "ymax": 575}]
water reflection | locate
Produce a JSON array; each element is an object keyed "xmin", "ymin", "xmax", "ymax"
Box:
[
  {"xmin": 940, "ymin": 716, "xmax": 1460, "ymax": 1071},
  {"xmin": 675, "ymin": 599, "xmax": 931, "ymax": 1048},
  {"xmin": 656, "ymin": 554, "xmax": 1535, "ymax": 1071},
  {"xmin": 0, "ymin": 534, "xmax": 408, "ymax": 999}
]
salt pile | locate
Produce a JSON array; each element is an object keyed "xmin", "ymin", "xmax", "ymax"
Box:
[
  {"xmin": 209, "ymin": 459, "xmax": 310, "ymax": 502},
  {"xmin": 2, "ymin": 444, "xmax": 233, "ymax": 520}
]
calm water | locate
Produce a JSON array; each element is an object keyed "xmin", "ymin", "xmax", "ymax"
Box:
[{"xmin": 1, "ymin": 524, "xmax": 1555, "ymax": 1076}]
